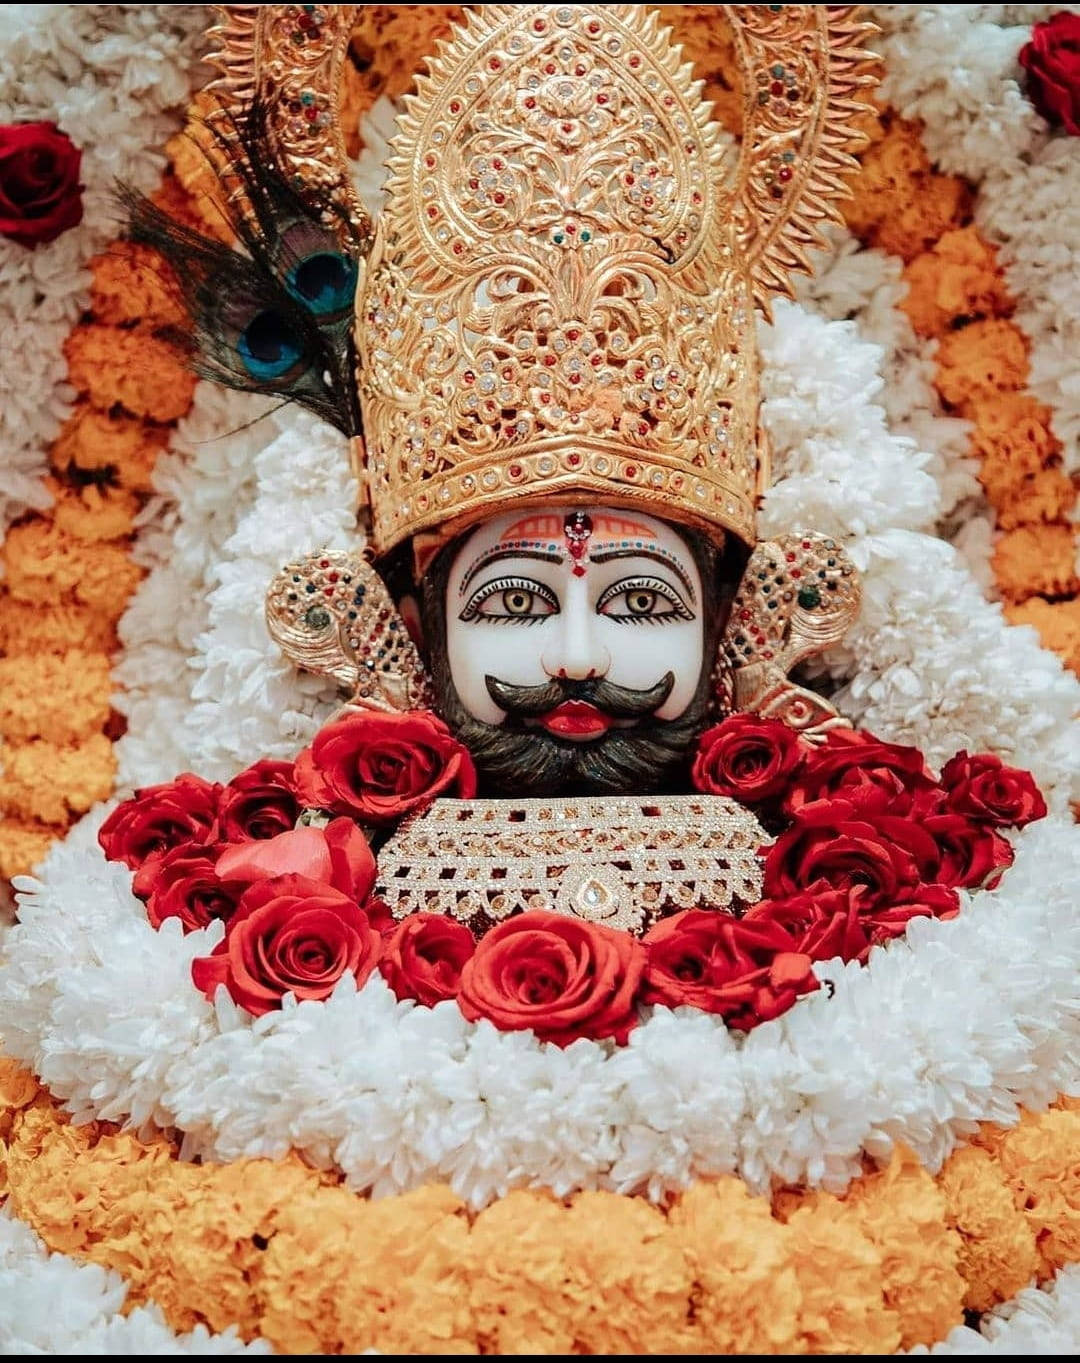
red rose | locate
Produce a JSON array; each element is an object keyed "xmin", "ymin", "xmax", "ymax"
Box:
[
  {"xmin": 762, "ymin": 803, "xmax": 940, "ymax": 904},
  {"xmin": 294, "ymin": 709, "xmax": 477, "ymax": 826},
  {"xmin": 785, "ymin": 727, "xmax": 940, "ymax": 818},
  {"xmin": 747, "ymin": 884, "xmax": 872, "ymax": 964},
  {"xmin": 215, "ymin": 818, "xmax": 376, "ymax": 903},
  {"xmin": 864, "ymin": 883, "xmax": 961, "ymax": 953},
  {"xmin": 133, "ymin": 842, "xmax": 244, "ymax": 934},
  {"xmin": 925, "ymin": 813, "xmax": 1014, "ymax": 889},
  {"xmin": 748, "ymin": 880, "xmax": 960, "ymax": 967},
  {"xmin": 98, "ymin": 773, "xmax": 221, "ymax": 871},
  {"xmin": 214, "ymin": 759, "xmax": 300, "ymax": 842},
  {"xmin": 691, "ymin": 715, "xmax": 805, "ymax": 804},
  {"xmin": 940, "ymin": 751, "xmax": 1047, "ymax": 829},
  {"xmin": 381, "ymin": 913, "xmax": 476, "ymax": 1007},
  {"xmin": 1020, "ymin": 13, "xmax": 1080, "ymax": 135},
  {"xmin": 0, "ymin": 122, "xmax": 83, "ymax": 248},
  {"xmin": 458, "ymin": 910, "xmax": 646, "ymax": 1046},
  {"xmin": 642, "ymin": 910, "xmax": 818, "ymax": 1029},
  {"xmin": 191, "ymin": 874, "xmax": 382, "ymax": 1016}
]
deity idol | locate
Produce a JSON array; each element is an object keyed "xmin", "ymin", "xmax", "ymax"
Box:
[{"xmin": 132, "ymin": 3, "xmax": 872, "ymax": 934}]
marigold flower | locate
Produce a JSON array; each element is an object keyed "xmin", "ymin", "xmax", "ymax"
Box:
[
  {"xmin": 0, "ymin": 734, "xmax": 114, "ymax": 825},
  {"xmin": 50, "ymin": 401, "xmax": 168, "ymax": 493},
  {"xmin": 934, "ymin": 319, "xmax": 1029, "ymax": 410},
  {"xmin": 902, "ymin": 226, "xmax": 1012, "ymax": 338},
  {"xmin": 64, "ymin": 323, "xmax": 196, "ymax": 421},
  {"xmin": 993, "ymin": 523, "xmax": 1080, "ymax": 603},
  {"xmin": 938, "ymin": 1144, "xmax": 1040, "ymax": 1313}
]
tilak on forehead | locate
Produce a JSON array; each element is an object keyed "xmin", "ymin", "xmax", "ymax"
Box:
[{"xmin": 457, "ymin": 510, "xmax": 669, "ymax": 596}]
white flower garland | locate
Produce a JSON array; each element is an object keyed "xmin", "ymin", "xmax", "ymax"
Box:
[
  {"xmin": 0, "ymin": 1208, "xmax": 270, "ymax": 1354},
  {"xmin": 0, "ymin": 4, "xmax": 206, "ymax": 535},
  {"xmin": 1, "ymin": 805, "xmax": 1076, "ymax": 1210},
  {"xmin": 114, "ymin": 383, "xmax": 272, "ymax": 788}
]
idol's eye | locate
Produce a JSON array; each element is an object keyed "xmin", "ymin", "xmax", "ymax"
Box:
[
  {"xmin": 597, "ymin": 575, "xmax": 693, "ymax": 623},
  {"xmin": 284, "ymin": 251, "xmax": 357, "ymax": 317},
  {"xmin": 459, "ymin": 576, "xmax": 560, "ymax": 624},
  {"xmin": 237, "ymin": 310, "xmax": 306, "ymax": 380}
]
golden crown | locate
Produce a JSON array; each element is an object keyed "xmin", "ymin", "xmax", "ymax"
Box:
[{"xmin": 208, "ymin": 5, "xmax": 878, "ymax": 564}]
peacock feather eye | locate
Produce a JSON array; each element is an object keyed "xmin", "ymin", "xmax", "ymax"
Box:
[
  {"xmin": 285, "ymin": 251, "xmax": 357, "ymax": 317},
  {"xmin": 237, "ymin": 310, "xmax": 305, "ymax": 380}
]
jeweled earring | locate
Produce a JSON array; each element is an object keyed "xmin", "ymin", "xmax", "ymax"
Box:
[
  {"xmin": 719, "ymin": 532, "xmax": 861, "ymax": 741},
  {"xmin": 266, "ymin": 549, "xmax": 435, "ymax": 713}
]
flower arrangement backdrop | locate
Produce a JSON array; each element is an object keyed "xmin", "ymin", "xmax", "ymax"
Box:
[{"xmin": 0, "ymin": 3, "xmax": 1079, "ymax": 1355}]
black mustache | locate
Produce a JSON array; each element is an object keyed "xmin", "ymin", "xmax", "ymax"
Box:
[{"xmin": 485, "ymin": 672, "xmax": 675, "ymax": 720}]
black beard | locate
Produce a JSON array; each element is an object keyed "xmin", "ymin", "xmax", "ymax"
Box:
[{"xmin": 435, "ymin": 669, "xmax": 712, "ymax": 796}]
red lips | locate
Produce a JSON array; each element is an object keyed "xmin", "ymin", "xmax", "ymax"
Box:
[{"xmin": 538, "ymin": 700, "xmax": 614, "ymax": 739}]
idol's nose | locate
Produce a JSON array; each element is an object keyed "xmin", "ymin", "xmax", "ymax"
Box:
[{"xmin": 542, "ymin": 579, "xmax": 610, "ymax": 681}]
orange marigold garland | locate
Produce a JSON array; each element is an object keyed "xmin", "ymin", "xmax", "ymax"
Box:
[
  {"xmin": 841, "ymin": 110, "xmax": 1079, "ymax": 675},
  {"xmin": 1, "ymin": 1059, "xmax": 1077, "ymax": 1355},
  {"xmin": 0, "ymin": 175, "xmax": 199, "ymax": 886}
]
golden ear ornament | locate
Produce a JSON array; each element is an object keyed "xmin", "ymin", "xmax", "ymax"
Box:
[
  {"xmin": 719, "ymin": 532, "xmax": 862, "ymax": 740},
  {"xmin": 265, "ymin": 550, "xmax": 435, "ymax": 713}
]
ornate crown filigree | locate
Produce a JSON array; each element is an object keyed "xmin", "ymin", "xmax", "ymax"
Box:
[
  {"xmin": 203, "ymin": 5, "xmax": 876, "ymax": 563},
  {"xmin": 350, "ymin": 5, "xmax": 877, "ymax": 562}
]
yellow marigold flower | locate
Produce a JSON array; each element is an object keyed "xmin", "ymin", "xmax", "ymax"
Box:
[
  {"xmin": 785, "ymin": 1200, "xmax": 900, "ymax": 1354},
  {"xmin": 0, "ymin": 650, "xmax": 112, "ymax": 743},
  {"xmin": 992, "ymin": 523, "xmax": 1080, "ymax": 604},
  {"xmin": 46, "ymin": 477, "xmax": 139, "ymax": 543},
  {"xmin": 0, "ymin": 600, "xmax": 114, "ymax": 656},
  {"xmin": 350, "ymin": 6, "xmax": 467, "ymax": 103},
  {"xmin": 263, "ymin": 1183, "xmax": 472, "ymax": 1355},
  {"xmin": 839, "ymin": 1147, "xmax": 965, "ymax": 1348},
  {"xmin": 1005, "ymin": 597, "xmax": 1080, "ymax": 676},
  {"xmin": 89, "ymin": 241, "xmax": 187, "ymax": 330},
  {"xmin": 0, "ymin": 734, "xmax": 115, "ymax": 825},
  {"xmin": 51, "ymin": 402, "xmax": 169, "ymax": 493},
  {"xmin": 843, "ymin": 118, "xmax": 969, "ymax": 261},
  {"xmin": 670, "ymin": 1177, "xmax": 799, "ymax": 1353},
  {"xmin": 902, "ymin": 226, "xmax": 1013, "ymax": 338},
  {"xmin": 2, "ymin": 523, "xmax": 141, "ymax": 612},
  {"xmin": 996, "ymin": 1108, "xmax": 1080, "ymax": 1276},
  {"xmin": 966, "ymin": 390, "xmax": 1075, "ymax": 531},
  {"xmin": 934, "ymin": 319, "xmax": 1030, "ymax": 410},
  {"xmin": 64, "ymin": 324, "xmax": 196, "ymax": 422},
  {"xmin": 0, "ymin": 820, "xmax": 56, "ymax": 882},
  {"xmin": 939, "ymin": 1144, "xmax": 1040, "ymax": 1313}
]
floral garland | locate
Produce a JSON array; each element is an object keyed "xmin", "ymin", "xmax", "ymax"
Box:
[
  {"xmin": 2, "ymin": 1061, "xmax": 1078, "ymax": 1354},
  {"xmin": 0, "ymin": 5, "xmax": 209, "ymax": 883},
  {"xmin": 89, "ymin": 709, "xmax": 1046, "ymax": 1043}
]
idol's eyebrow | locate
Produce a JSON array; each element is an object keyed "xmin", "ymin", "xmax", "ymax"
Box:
[
  {"xmin": 459, "ymin": 548, "xmax": 562, "ymax": 595},
  {"xmin": 588, "ymin": 547, "xmax": 697, "ymax": 603}
]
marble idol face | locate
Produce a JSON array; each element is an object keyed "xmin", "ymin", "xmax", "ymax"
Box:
[{"xmin": 421, "ymin": 505, "xmax": 721, "ymax": 797}]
